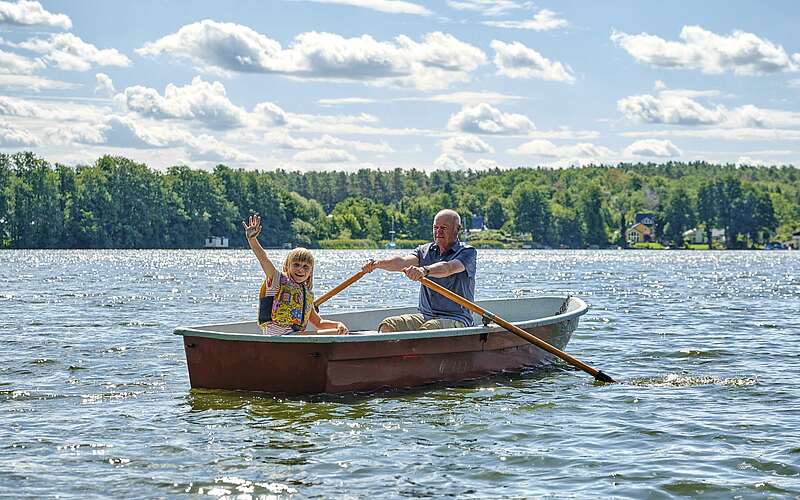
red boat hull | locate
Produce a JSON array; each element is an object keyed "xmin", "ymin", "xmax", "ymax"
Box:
[{"xmin": 182, "ymin": 322, "xmax": 571, "ymax": 395}]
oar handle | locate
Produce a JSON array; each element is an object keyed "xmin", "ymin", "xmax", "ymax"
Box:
[
  {"xmin": 314, "ymin": 270, "xmax": 368, "ymax": 308},
  {"xmin": 419, "ymin": 277, "xmax": 614, "ymax": 383}
]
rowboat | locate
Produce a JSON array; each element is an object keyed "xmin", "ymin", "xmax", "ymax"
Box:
[{"xmin": 174, "ymin": 295, "xmax": 588, "ymax": 395}]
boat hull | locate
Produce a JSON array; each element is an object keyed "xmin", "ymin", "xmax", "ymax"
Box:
[{"xmin": 178, "ymin": 297, "xmax": 584, "ymax": 394}]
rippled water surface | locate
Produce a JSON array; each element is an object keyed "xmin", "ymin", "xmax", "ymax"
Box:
[{"xmin": 2, "ymin": 249, "xmax": 799, "ymax": 498}]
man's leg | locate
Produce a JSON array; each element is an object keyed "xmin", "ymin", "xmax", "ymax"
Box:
[
  {"xmin": 419, "ymin": 318, "xmax": 466, "ymax": 331},
  {"xmin": 378, "ymin": 313, "xmax": 425, "ymax": 332}
]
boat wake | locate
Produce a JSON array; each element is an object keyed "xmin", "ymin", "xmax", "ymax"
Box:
[{"xmin": 627, "ymin": 373, "xmax": 758, "ymax": 387}]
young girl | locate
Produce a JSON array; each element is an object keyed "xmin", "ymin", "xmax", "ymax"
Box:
[{"xmin": 243, "ymin": 214, "xmax": 348, "ymax": 335}]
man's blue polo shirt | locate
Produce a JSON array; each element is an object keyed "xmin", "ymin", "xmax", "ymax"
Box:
[{"xmin": 412, "ymin": 240, "xmax": 477, "ymax": 326}]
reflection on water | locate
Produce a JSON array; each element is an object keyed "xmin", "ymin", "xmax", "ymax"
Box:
[
  {"xmin": 187, "ymin": 388, "xmax": 373, "ymax": 423},
  {"xmin": 1, "ymin": 250, "xmax": 799, "ymax": 497},
  {"xmin": 186, "ymin": 365, "xmax": 565, "ymax": 416}
]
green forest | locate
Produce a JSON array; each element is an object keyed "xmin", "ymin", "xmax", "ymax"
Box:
[{"xmin": 1, "ymin": 151, "xmax": 798, "ymax": 250}]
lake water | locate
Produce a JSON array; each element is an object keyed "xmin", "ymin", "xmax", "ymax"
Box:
[{"xmin": 2, "ymin": 249, "xmax": 799, "ymax": 498}]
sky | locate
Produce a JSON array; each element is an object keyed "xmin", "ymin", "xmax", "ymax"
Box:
[{"xmin": 0, "ymin": 0, "xmax": 799, "ymax": 172}]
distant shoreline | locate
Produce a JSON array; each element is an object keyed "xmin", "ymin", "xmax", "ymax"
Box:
[
  {"xmin": 3, "ymin": 153, "xmax": 798, "ymax": 252},
  {"xmin": 0, "ymin": 246, "xmax": 794, "ymax": 251}
]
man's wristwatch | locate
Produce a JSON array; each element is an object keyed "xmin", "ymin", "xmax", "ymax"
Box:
[{"xmin": 422, "ymin": 266, "xmax": 430, "ymax": 277}]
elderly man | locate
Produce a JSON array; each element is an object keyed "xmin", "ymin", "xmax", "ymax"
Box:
[{"xmin": 362, "ymin": 209, "xmax": 477, "ymax": 332}]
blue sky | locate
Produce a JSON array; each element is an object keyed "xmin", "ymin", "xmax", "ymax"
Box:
[{"xmin": 1, "ymin": 0, "xmax": 798, "ymax": 171}]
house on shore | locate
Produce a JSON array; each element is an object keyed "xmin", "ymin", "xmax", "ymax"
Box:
[
  {"xmin": 627, "ymin": 223, "xmax": 653, "ymax": 244},
  {"xmin": 204, "ymin": 236, "xmax": 229, "ymax": 248},
  {"xmin": 792, "ymin": 230, "xmax": 800, "ymax": 250},
  {"xmin": 627, "ymin": 213, "xmax": 656, "ymax": 244},
  {"xmin": 683, "ymin": 228, "xmax": 726, "ymax": 246}
]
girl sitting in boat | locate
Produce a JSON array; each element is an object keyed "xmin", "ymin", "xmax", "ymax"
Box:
[{"xmin": 243, "ymin": 214, "xmax": 349, "ymax": 336}]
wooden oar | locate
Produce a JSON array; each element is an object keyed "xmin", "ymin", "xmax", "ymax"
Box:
[
  {"xmin": 314, "ymin": 269, "xmax": 368, "ymax": 308},
  {"xmin": 419, "ymin": 277, "xmax": 615, "ymax": 383}
]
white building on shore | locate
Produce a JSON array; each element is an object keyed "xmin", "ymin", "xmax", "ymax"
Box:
[
  {"xmin": 204, "ymin": 236, "xmax": 229, "ymax": 248},
  {"xmin": 683, "ymin": 228, "xmax": 726, "ymax": 245}
]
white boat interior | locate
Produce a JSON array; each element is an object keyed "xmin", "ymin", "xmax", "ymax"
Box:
[{"xmin": 174, "ymin": 296, "xmax": 587, "ymax": 344}]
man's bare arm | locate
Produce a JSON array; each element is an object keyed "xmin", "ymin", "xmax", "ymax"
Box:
[
  {"xmin": 426, "ymin": 259, "xmax": 465, "ymax": 277},
  {"xmin": 403, "ymin": 259, "xmax": 465, "ymax": 281},
  {"xmin": 362, "ymin": 255, "xmax": 419, "ymax": 273}
]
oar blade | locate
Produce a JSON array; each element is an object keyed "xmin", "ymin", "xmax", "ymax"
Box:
[{"xmin": 594, "ymin": 370, "xmax": 615, "ymax": 384}]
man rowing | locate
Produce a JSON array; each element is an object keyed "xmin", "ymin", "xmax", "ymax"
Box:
[{"xmin": 362, "ymin": 209, "xmax": 477, "ymax": 332}]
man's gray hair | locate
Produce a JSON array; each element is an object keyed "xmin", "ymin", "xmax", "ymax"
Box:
[{"xmin": 435, "ymin": 209, "xmax": 461, "ymax": 230}]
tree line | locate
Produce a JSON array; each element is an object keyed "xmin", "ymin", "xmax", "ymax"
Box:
[{"xmin": 1, "ymin": 152, "xmax": 797, "ymax": 250}]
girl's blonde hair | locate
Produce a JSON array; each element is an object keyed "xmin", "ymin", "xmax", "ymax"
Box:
[{"xmin": 283, "ymin": 247, "xmax": 314, "ymax": 290}]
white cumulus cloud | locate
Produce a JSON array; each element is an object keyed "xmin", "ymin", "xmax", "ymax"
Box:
[
  {"xmin": 0, "ymin": 94, "xmax": 52, "ymax": 118},
  {"xmin": 95, "ymin": 72, "xmax": 114, "ymax": 95},
  {"xmin": 484, "ymin": 9, "xmax": 568, "ymax": 31},
  {"xmin": 623, "ymin": 139, "xmax": 682, "ymax": 158},
  {"xmin": 14, "ymin": 33, "xmax": 130, "ymax": 71},
  {"xmin": 509, "ymin": 139, "xmax": 614, "ymax": 159},
  {"xmin": 447, "ymin": 103, "xmax": 534, "ymax": 135},
  {"xmin": 611, "ymin": 26, "xmax": 799, "ymax": 75},
  {"xmin": 115, "ymin": 77, "xmax": 249, "ymax": 129},
  {"xmin": 183, "ymin": 133, "xmax": 257, "ymax": 162},
  {"xmin": 294, "ymin": 148, "xmax": 357, "ymax": 163},
  {"xmin": 434, "ymin": 152, "xmax": 506, "ymax": 171},
  {"xmin": 618, "ymin": 92, "xmax": 726, "ymax": 125},
  {"xmin": 491, "ymin": 40, "xmax": 575, "ymax": 83},
  {"xmin": 0, "ymin": 48, "xmax": 44, "ymax": 74},
  {"xmin": 253, "ymin": 101, "xmax": 289, "ymax": 127},
  {"xmin": 0, "ymin": 95, "xmax": 109, "ymax": 123},
  {"xmin": 0, "ymin": 0, "xmax": 71, "ymax": 29},
  {"xmin": 434, "ymin": 152, "xmax": 468, "ymax": 170},
  {"xmin": 441, "ymin": 134, "xmax": 494, "ymax": 153},
  {"xmin": 618, "ymin": 88, "xmax": 800, "ymax": 129},
  {"xmin": 735, "ymin": 156, "xmax": 779, "ymax": 167},
  {"xmin": 731, "ymin": 104, "xmax": 800, "ymax": 129},
  {"xmin": 0, "ymin": 121, "xmax": 38, "ymax": 146},
  {"xmin": 137, "ymin": 21, "xmax": 486, "ymax": 90},
  {"xmin": 50, "ymin": 115, "xmax": 179, "ymax": 149},
  {"xmin": 473, "ymin": 158, "xmax": 505, "ymax": 170},
  {"xmin": 136, "ymin": 20, "xmax": 283, "ymax": 74},
  {"xmin": 64, "ymin": 114, "xmax": 256, "ymax": 162},
  {"xmin": 94, "ymin": 115, "xmax": 166, "ymax": 148}
]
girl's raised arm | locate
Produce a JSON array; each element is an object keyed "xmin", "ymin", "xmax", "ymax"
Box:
[{"xmin": 243, "ymin": 215, "xmax": 277, "ymax": 277}]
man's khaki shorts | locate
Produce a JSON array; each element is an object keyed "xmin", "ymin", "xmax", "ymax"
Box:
[{"xmin": 378, "ymin": 313, "xmax": 466, "ymax": 332}]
